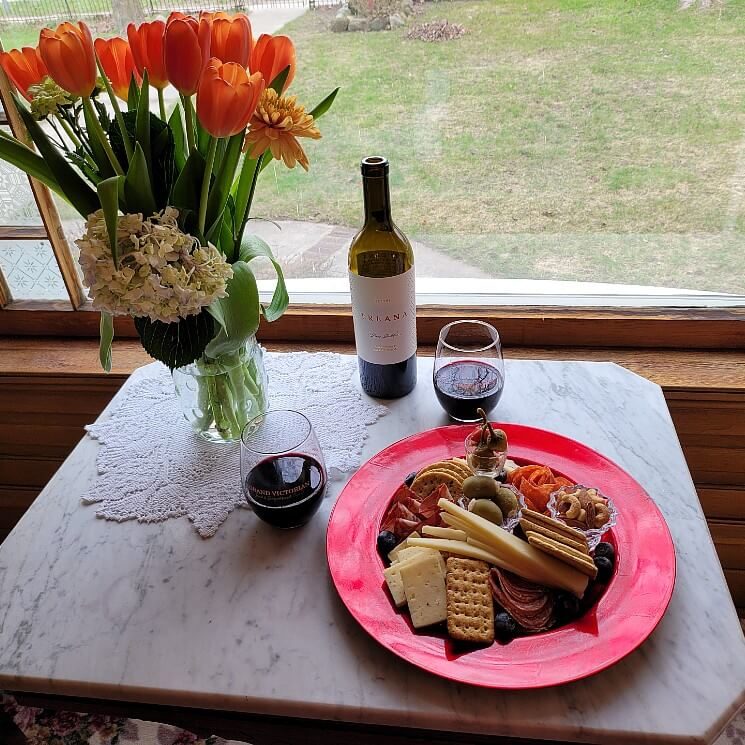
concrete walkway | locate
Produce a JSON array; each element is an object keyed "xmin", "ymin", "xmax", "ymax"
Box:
[{"xmin": 247, "ymin": 219, "xmax": 489, "ymax": 279}]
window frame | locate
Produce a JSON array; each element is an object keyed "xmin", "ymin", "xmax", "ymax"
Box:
[{"xmin": 2, "ymin": 299, "xmax": 744, "ymax": 351}]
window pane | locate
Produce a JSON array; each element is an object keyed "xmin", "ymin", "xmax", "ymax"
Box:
[
  {"xmin": 0, "ymin": 238, "xmax": 68, "ymax": 300},
  {"xmin": 248, "ymin": 0, "xmax": 745, "ymax": 299},
  {"xmin": 0, "ymin": 146, "xmax": 42, "ymax": 226}
]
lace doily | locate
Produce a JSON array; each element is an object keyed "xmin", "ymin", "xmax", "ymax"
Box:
[{"xmin": 82, "ymin": 352, "xmax": 387, "ymax": 537}]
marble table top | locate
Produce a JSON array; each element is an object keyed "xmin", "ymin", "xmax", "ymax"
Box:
[{"xmin": 0, "ymin": 357, "xmax": 743, "ymax": 745}]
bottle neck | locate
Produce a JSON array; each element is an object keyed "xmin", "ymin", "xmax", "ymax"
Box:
[{"xmin": 363, "ymin": 175, "xmax": 393, "ymax": 228}]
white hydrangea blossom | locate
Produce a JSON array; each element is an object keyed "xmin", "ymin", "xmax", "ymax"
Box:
[{"xmin": 77, "ymin": 207, "xmax": 233, "ymax": 324}]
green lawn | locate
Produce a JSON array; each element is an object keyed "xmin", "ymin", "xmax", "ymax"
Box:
[{"xmin": 250, "ymin": 0, "xmax": 745, "ymax": 293}]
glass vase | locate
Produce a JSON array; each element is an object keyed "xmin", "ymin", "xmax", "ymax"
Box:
[{"xmin": 172, "ymin": 336, "xmax": 268, "ymax": 444}]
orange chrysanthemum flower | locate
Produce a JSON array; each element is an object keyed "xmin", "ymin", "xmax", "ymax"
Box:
[{"xmin": 244, "ymin": 88, "xmax": 320, "ymax": 171}]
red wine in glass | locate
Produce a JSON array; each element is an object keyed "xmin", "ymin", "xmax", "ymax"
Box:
[
  {"xmin": 433, "ymin": 320, "xmax": 505, "ymax": 422},
  {"xmin": 434, "ymin": 360, "xmax": 504, "ymax": 422},
  {"xmin": 244, "ymin": 454, "xmax": 327, "ymax": 529},
  {"xmin": 241, "ymin": 410, "xmax": 327, "ymax": 529}
]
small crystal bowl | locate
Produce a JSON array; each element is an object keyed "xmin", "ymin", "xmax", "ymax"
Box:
[
  {"xmin": 498, "ymin": 483, "xmax": 527, "ymax": 533},
  {"xmin": 547, "ymin": 484, "xmax": 618, "ymax": 550}
]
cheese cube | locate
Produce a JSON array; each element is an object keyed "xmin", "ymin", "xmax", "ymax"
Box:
[
  {"xmin": 388, "ymin": 532, "xmax": 419, "ymax": 563},
  {"xmin": 399, "ymin": 552, "xmax": 448, "ymax": 628}
]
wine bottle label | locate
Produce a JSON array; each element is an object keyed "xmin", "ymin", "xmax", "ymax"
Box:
[{"xmin": 349, "ymin": 267, "xmax": 417, "ymax": 365}]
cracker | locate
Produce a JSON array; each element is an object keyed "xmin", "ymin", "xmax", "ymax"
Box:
[
  {"xmin": 445, "ymin": 557, "xmax": 494, "ymax": 644},
  {"xmin": 520, "ymin": 518, "xmax": 589, "ymax": 554},
  {"xmin": 416, "ymin": 463, "xmax": 465, "ymax": 485},
  {"xmin": 521, "ymin": 508, "xmax": 587, "ymax": 542},
  {"xmin": 411, "ymin": 470, "xmax": 464, "ymax": 501},
  {"xmin": 446, "ymin": 459, "xmax": 473, "ymax": 480},
  {"xmin": 527, "ymin": 534, "xmax": 598, "ymax": 579}
]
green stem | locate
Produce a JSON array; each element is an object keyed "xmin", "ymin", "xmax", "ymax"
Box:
[
  {"xmin": 157, "ymin": 87, "xmax": 166, "ymax": 121},
  {"xmin": 198, "ymin": 135, "xmax": 218, "ymax": 238},
  {"xmin": 82, "ymin": 97, "xmax": 124, "ymax": 176},
  {"xmin": 95, "ymin": 55, "xmax": 133, "ymax": 162},
  {"xmin": 54, "ymin": 113, "xmax": 82, "ymax": 149},
  {"xmin": 235, "ymin": 152, "xmax": 264, "ymax": 255},
  {"xmin": 181, "ymin": 93, "xmax": 196, "ymax": 155},
  {"xmin": 60, "ymin": 107, "xmax": 94, "ymax": 158}
]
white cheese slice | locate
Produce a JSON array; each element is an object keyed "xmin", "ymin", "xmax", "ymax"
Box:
[
  {"xmin": 399, "ymin": 552, "xmax": 448, "ymax": 628},
  {"xmin": 395, "ymin": 546, "xmax": 435, "ymax": 564},
  {"xmin": 388, "ymin": 532, "xmax": 419, "ymax": 563},
  {"xmin": 383, "ymin": 564, "xmax": 407, "ymax": 607},
  {"xmin": 422, "ymin": 525, "xmax": 468, "ymax": 541}
]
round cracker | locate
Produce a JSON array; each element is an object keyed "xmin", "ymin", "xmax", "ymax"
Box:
[
  {"xmin": 446, "ymin": 459, "xmax": 472, "ymax": 480},
  {"xmin": 416, "ymin": 462, "xmax": 465, "ymax": 485},
  {"xmin": 410, "ymin": 470, "xmax": 464, "ymax": 500}
]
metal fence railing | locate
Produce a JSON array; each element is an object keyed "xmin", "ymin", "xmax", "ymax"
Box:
[{"xmin": 0, "ymin": 0, "xmax": 338, "ymax": 26}]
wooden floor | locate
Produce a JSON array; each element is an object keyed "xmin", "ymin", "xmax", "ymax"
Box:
[{"xmin": 1, "ymin": 337, "xmax": 743, "ymax": 610}]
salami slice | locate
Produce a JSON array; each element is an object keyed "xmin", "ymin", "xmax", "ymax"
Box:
[{"xmin": 489, "ymin": 568, "xmax": 556, "ymax": 632}]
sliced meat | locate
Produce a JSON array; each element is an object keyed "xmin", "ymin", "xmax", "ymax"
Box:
[{"xmin": 489, "ymin": 568, "xmax": 556, "ymax": 632}]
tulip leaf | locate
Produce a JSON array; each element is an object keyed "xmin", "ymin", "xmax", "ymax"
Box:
[
  {"xmin": 135, "ymin": 70, "xmax": 152, "ymax": 184},
  {"xmin": 111, "ymin": 110, "xmax": 174, "ymax": 210},
  {"xmin": 205, "ymin": 259, "xmax": 260, "ymax": 359},
  {"xmin": 134, "ymin": 309, "xmax": 216, "ymax": 371},
  {"xmin": 270, "ymin": 65, "xmax": 291, "ymax": 95},
  {"xmin": 168, "ymin": 107, "xmax": 187, "ymax": 171},
  {"xmin": 310, "ymin": 87, "xmax": 340, "ymax": 120},
  {"xmin": 124, "ymin": 143, "xmax": 157, "ymax": 216},
  {"xmin": 82, "ymin": 101, "xmax": 116, "ymax": 180},
  {"xmin": 127, "ymin": 75, "xmax": 140, "ymax": 112},
  {"xmin": 171, "ymin": 149, "xmax": 206, "ymax": 232},
  {"xmin": 0, "ymin": 130, "xmax": 65, "ymax": 197},
  {"xmin": 197, "ymin": 120, "xmax": 210, "ymax": 158},
  {"xmin": 206, "ymin": 133, "xmax": 243, "ymax": 243},
  {"xmin": 99, "ymin": 311, "xmax": 114, "ymax": 373},
  {"xmin": 97, "ymin": 176, "xmax": 123, "ymax": 265},
  {"xmin": 16, "ymin": 97, "xmax": 99, "ymax": 218},
  {"xmin": 238, "ymin": 234, "xmax": 289, "ymax": 322}
]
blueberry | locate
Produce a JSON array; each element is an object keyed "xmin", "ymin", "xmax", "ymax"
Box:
[
  {"xmin": 594, "ymin": 542, "xmax": 615, "ymax": 564},
  {"xmin": 377, "ymin": 530, "xmax": 399, "ymax": 559},
  {"xmin": 555, "ymin": 592, "xmax": 581, "ymax": 623},
  {"xmin": 494, "ymin": 611, "xmax": 519, "ymax": 642},
  {"xmin": 404, "ymin": 471, "xmax": 418, "ymax": 487},
  {"xmin": 594, "ymin": 555, "xmax": 614, "ymax": 583}
]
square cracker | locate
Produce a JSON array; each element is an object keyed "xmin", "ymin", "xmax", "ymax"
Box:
[{"xmin": 446, "ymin": 557, "xmax": 494, "ymax": 644}]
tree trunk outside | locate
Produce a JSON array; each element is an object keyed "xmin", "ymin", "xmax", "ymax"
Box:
[{"xmin": 111, "ymin": 0, "xmax": 144, "ymax": 33}]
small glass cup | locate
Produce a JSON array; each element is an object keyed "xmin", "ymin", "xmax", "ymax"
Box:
[
  {"xmin": 433, "ymin": 320, "xmax": 505, "ymax": 422},
  {"xmin": 240, "ymin": 410, "xmax": 327, "ymax": 529},
  {"xmin": 464, "ymin": 432, "xmax": 507, "ymax": 477}
]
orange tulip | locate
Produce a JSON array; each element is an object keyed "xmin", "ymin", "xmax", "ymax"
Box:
[
  {"xmin": 196, "ymin": 58, "xmax": 264, "ymax": 138},
  {"xmin": 209, "ymin": 12, "xmax": 252, "ymax": 67},
  {"xmin": 94, "ymin": 37, "xmax": 140, "ymax": 101},
  {"xmin": 0, "ymin": 47, "xmax": 47, "ymax": 101},
  {"xmin": 126, "ymin": 20, "xmax": 167, "ymax": 89},
  {"xmin": 38, "ymin": 21, "xmax": 96, "ymax": 97},
  {"xmin": 164, "ymin": 14, "xmax": 211, "ymax": 96},
  {"xmin": 250, "ymin": 34, "xmax": 295, "ymax": 94}
]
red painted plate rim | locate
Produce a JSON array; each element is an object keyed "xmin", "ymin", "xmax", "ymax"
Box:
[{"xmin": 326, "ymin": 423, "xmax": 676, "ymax": 689}]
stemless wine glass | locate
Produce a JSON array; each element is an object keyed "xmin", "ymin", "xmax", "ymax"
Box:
[
  {"xmin": 433, "ymin": 320, "xmax": 505, "ymax": 422},
  {"xmin": 240, "ymin": 410, "xmax": 327, "ymax": 529}
]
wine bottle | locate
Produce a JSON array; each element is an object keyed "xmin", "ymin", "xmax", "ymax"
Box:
[{"xmin": 348, "ymin": 156, "xmax": 417, "ymax": 398}]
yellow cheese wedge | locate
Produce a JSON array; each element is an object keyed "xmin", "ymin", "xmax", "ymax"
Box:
[
  {"xmin": 395, "ymin": 546, "xmax": 434, "ymax": 564},
  {"xmin": 437, "ymin": 499, "xmax": 589, "ymax": 597},
  {"xmin": 422, "ymin": 525, "xmax": 468, "ymax": 541},
  {"xmin": 399, "ymin": 552, "xmax": 448, "ymax": 628},
  {"xmin": 407, "ymin": 537, "xmax": 521, "ymax": 575}
]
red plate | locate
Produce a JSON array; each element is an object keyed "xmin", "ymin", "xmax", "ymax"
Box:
[{"xmin": 327, "ymin": 423, "xmax": 676, "ymax": 689}]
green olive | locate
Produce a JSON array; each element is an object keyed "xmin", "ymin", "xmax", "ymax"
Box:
[
  {"xmin": 462, "ymin": 475, "xmax": 499, "ymax": 500},
  {"xmin": 494, "ymin": 486, "xmax": 519, "ymax": 518},
  {"xmin": 469, "ymin": 499, "xmax": 503, "ymax": 525}
]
